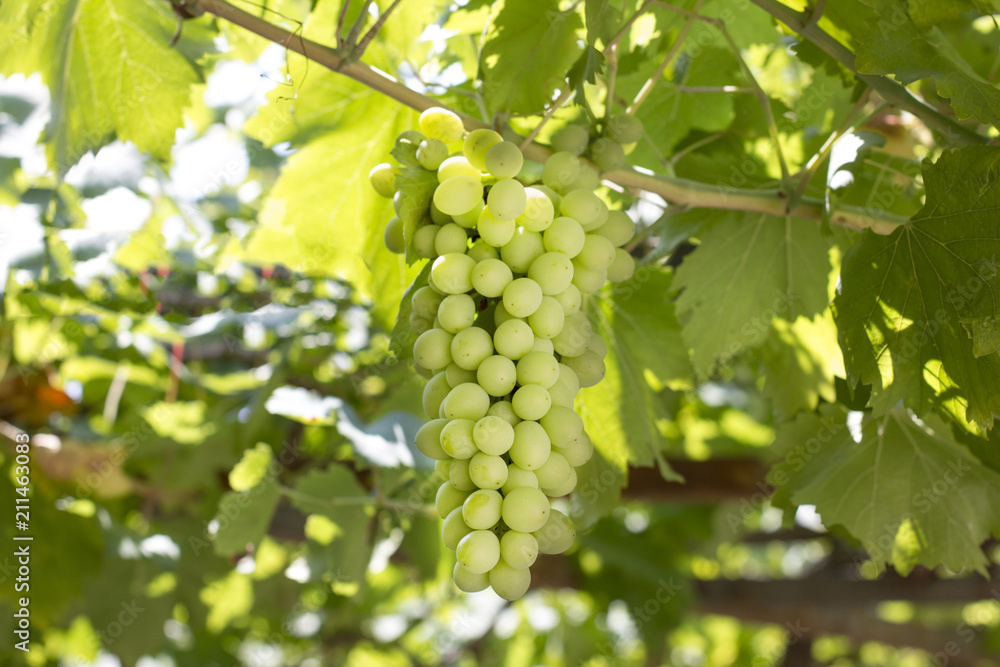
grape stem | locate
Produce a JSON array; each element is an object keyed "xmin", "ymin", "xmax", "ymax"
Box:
[{"xmin": 175, "ymin": 0, "xmax": 908, "ymax": 234}]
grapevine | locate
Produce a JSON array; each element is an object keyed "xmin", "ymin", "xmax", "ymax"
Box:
[{"xmin": 371, "ymin": 108, "xmax": 639, "ymax": 600}]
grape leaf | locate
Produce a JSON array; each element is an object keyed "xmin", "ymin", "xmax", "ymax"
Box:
[
  {"xmin": 770, "ymin": 407, "xmax": 1000, "ymax": 574},
  {"xmin": 0, "ymin": 0, "xmax": 209, "ymax": 169},
  {"xmin": 228, "ymin": 443, "xmax": 273, "ymax": 492},
  {"xmin": 578, "ymin": 269, "xmax": 691, "ymax": 473},
  {"xmin": 854, "ymin": 0, "xmax": 1000, "ymax": 128},
  {"xmin": 907, "ymin": 0, "xmax": 991, "ymax": 30},
  {"xmin": 583, "ymin": 0, "xmax": 623, "ymax": 46},
  {"xmin": 673, "ymin": 211, "xmax": 833, "ymax": 375},
  {"xmin": 212, "ymin": 482, "xmax": 281, "ymax": 557},
  {"xmin": 392, "ymin": 165, "xmax": 437, "ymax": 264},
  {"xmin": 479, "ymin": 0, "xmax": 583, "ymax": 114},
  {"xmin": 833, "ymin": 147, "xmax": 1000, "ymax": 427}
]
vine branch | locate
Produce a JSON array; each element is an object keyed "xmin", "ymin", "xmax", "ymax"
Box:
[{"xmin": 179, "ymin": 0, "xmax": 905, "ymax": 234}]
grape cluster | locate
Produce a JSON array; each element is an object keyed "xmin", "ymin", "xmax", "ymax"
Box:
[{"xmin": 370, "ymin": 108, "xmax": 638, "ymax": 600}]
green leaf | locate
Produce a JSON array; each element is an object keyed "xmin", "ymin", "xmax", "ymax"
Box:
[
  {"xmin": 228, "ymin": 443, "xmax": 273, "ymax": 492},
  {"xmin": 907, "ymin": 0, "xmax": 989, "ymax": 30},
  {"xmin": 143, "ymin": 401, "xmax": 217, "ymax": 445},
  {"xmin": 0, "ymin": 0, "xmax": 208, "ymax": 169},
  {"xmin": 393, "ymin": 165, "xmax": 437, "ymax": 263},
  {"xmin": 583, "ymin": 0, "xmax": 623, "ymax": 46},
  {"xmin": 200, "ymin": 571, "xmax": 254, "ymax": 633},
  {"xmin": 578, "ymin": 269, "xmax": 691, "ymax": 472},
  {"xmin": 758, "ymin": 313, "xmax": 844, "ymax": 421},
  {"xmin": 212, "ymin": 483, "xmax": 281, "ymax": 557},
  {"xmin": 833, "ymin": 147, "xmax": 1000, "ymax": 427},
  {"xmin": 854, "ymin": 0, "xmax": 1000, "ymax": 128},
  {"xmin": 673, "ymin": 211, "xmax": 833, "ymax": 375},
  {"xmin": 770, "ymin": 407, "xmax": 1000, "ymax": 574},
  {"xmin": 479, "ymin": 0, "xmax": 583, "ymax": 114}
]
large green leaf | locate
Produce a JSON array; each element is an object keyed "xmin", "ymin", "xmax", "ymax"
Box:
[
  {"xmin": 212, "ymin": 483, "xmax": 281, "ymax": 557},
  {"xmin": 854, "ymin": 0, "xmax": 1000, "ymax": 128},
  {"xmin": 834, "ymin": 147, "xmax": 1000, "ymax": 427},
  {"xmin": 577, "ymin": 269, "xmax": 691, "ymax": 472},
  {"xmin": 673, "ymin": 211, "xmax": 833, "ymax": 375},
  {"xmin": 479, "ymin": 0, "xmax": 583, "ymax": 114},
  {"xmin": 771, "ymin": 407, "xmax": 1000, "ymax": 574},
  {"xmin": 0, "ymin": 0, "xmax": 208, "ymax": 169}
]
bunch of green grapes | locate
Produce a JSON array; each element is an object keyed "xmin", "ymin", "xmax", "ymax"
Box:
[
  {"xmin": 550, "ymin": 113, "xmax": 645, "ymax": 173},
  {"xmin": 370, "ymin": 108, "xmax": 637, "ymax": 601}
]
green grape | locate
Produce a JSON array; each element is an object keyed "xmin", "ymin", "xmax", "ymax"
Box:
[
  {"xmin": 456, "ymin": 530, "xmax": 501, "ymax": 574},
  {"xmin": 393, "ymin": 191, "xmax": 404, "ymax": 215},
  {"xmin": 517, "ymin": 187, "xmax": 555, "ymax": 232},
  {"xmin": 487, "ymin": 178, "xmax": 527, "ymax": 221},
  {"xmin": 463, "ymin": 128, "xmax": 503, "ymax": 171},
  {"xmin": 434, "ymin": 223, "xmax": 469, "ymax": 256},
  {"xmin": 435, "ymin": 458, "xmax": 452, "ymax": 478},
  {"xmin": 502, "ymin": 278, "xmax": 544, "ymax": 318},
  {"xmin": 369, "ymin": 162, "xmax": 397, "ymax": 197},
  {"xmin": 487, "ymin": 400, "xmax": 521, "ymax": 426},
  {"xmin": 527, "ymin": 296, "xmax": 565, "ymax": 340},
  {"xmin": 473, "ymin": 415, "xmax": 515, "ymax": 455},
  {"xmin": 552, "ymin": 314, "xmax": 591, "ymax": 357},
  {"xmin": 516, "ymin": 159, "xmax": 543, "ymax": 185},
  {"xmin": 501, "ymin": 486, "xmax": 550, "ymax": 533},
  {"xmin": 438, "ymin": 155, "xmax": 481, "ymax": 182},
  {"xmin": 462, "ymin": 488, "xmax": 503, "ymax": 528},
  {"xmin": 422, "ymin": 371, "xmax": 451, "ymax": 418},
  {"xmin": 543, "ymin": 466, "xmax": 577, "ymax": 497},
  {"xmin": 446, "ymin": 362, "xmax": 477, "ymax": 387},
  {"xmin": 512, "ymin": 384, "xmax": 551, "ymax": 421},
  {"xmin": 471, "ymin": 258, "xmax": 514, "ymax": 298},
  {"xmin": 477, "ymin": 207, "xmax": 516, "ymax": 247},
  {"xmin": 449, "ymin": 457, "xmax": 476, "ymax": 491},
  {"xmin": 413, "ymin": 225, "xmax": 440, "ymax": 259},
  {"xmin": 468, "ymin": 453, "xmax": 508, "ymax": 491},
  {"xmin": 589, "ymin": 200, "xmax": 609, "ymax": 231},
  {"xmin": 559, "ymin": 189, "xmax": 604, "ymax": 228},
  {"xmin": 569, "ymin": 164, "xmax": 601, "ymax": 191},
  {"xmin": 587, "ymin": 334, "xmax": 607, "ymax": 359},
  {"xmin": 442, "ymin": 507, "xmax": 474, "ymax": 550},
  {"xmin": 562, "ymin": 349, "xmax": 605, "ymax": 387},
  {"xmin": 554, "ymin": 430, "xmax": 592, "ymax": 466},
  {"xmin": 541, "ymin": 151, "xmax": 582, "ymax": 192},
  {"xmin": 607, "ymin": 114, "xmax": 644, "ymax": 143},
  {"xmin": 468, "ymin": 239, "xmax": 499, "ymax": 263},
  {"xmin": 557, "ymin": 363, "xmax": 581, "ymax": 395},
  {"xmin": 440, "ymin": 418, "xmax": 478, "ymax": 459},
  {"xmin": 540, "ymin": 406, "xmax": 583, "ymax": 447},
  {"xmin": 548, "ymin": 381, "xmax": 575, "ymax": 409},
  {"xmin": 411, "ymin": 286, "xmax": 443, "ymax": 320},
  {"xmin": 607, "ymin": 248, "xmax": 636, "ymax": 282},
  {"xmin": 415, "ymin": 418, "xmax": 449, "ymax": 459},
  {"xmin": 438, "ymin": 481, "xmax": 472, "ymax": 519},
  {"xmin": 434, "ymin": 175, "xmax": 484, "ymax": 216},
  {"xmin": 535, "ymin": 451, "xmax": 572, "ymax": 490},
  {"xmin": 500, "ymin": 531, "xmax": 539, "ymax": 570},
  {"xmin": 485, "ymin": 140, "xmax": 524, "ymax": 178},
  {"xmin": 576, "ymin": 234, "xmax": 616, "ymax": 270},
  {"xmin": 500, "ymin": 228, "xmax": 544, "ymax": 273},
  {"xmin": 409, "ymin": 313, "xmax": 432, "ymax": 336},
  {"xmin": 534, "ymin": 184, "xmax": 561, "ymax": 207},
  {"xmin": 551, "ymin": 124, "xmax": 590, "ymax": 156},
  {"xmin": 396, "ymin": 129, "xmax": 426, "ymax": 148},
  {"xmin": 418, "ymin": 138, "xmax": 450, "ymax": 170},
  {"xmin": 476, "ymin": 354, "xmax": 517, "ymax": 397},
  {"xmin": 430, "ymin": 200, "xmax": 451, "ymax": 225},
  {"xmin": 516, "ymin": 351, "xmax": 560, "ymax": 388},
  {"xmin": 413, "ymin": 328, "xmax": 454, "ymax": 370},
  {"xmin": 509, "ymin": 421, "xmax": 551, "ymax": 470},
  {"xmin": 450, "ymin": 326, "xmax": 494, "ymax": 370},
  {"xmin": 489, "ymin": 559, "xmax": 531, "ymax": 601},
  {"xmin": 590, "ymin": 137, "xmax": 625, "ymax": 172},
  {"xmin": 453, "ymin": 563, "xmax": 490, "ymax": 592},
  {"xmin": 533, "ymin": 508, "xmax": 576, "ymax": 555},
  {"xmin": 493, "ymin": 302, "xmax": 515, "ymax": 327},
  {"xmin": 441, "ymin": 382, "xmax": 491, "ymax": 420},
  {"xmin": 452, "ymin": 200, "xmax": 484, "ymax": 229},
  {"xmin": 543, "ymin": 216, "xmax": 586, "ymax": 257},
  {"xmin": 531, "ymin": 337, "xmax": 555, "ymax": 354},
  {"xmin": 419, "ymin": 107, "xmax": 465, "ymax": 144},
  {"xmin": 527, "ymin": 252, "xmax": 574, "ymax": 296},
  {"xmin": 570, "ymin": 260, "xmax": 607, "ymax": 294},
  {"xmin": 431, "ymin": 253, "xmax": 475, "ymax": 294},
  {"xmin": 595, "ymin": 210, "xmax": 635, "ymax": 246},
  {"xmin": 493, "ymin": 319, "xmax": 535, "ymax": 360},
  {"xmin": 502, "ymin": 464, "xmax": 539, "ymax": 494},
  {"xmin": 438, "ymin": 294, "xmax": 476, "ymax": 333},
  {"xmin": 552, "ymin": 284, "xmax": 582, "ymax": 315}
]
